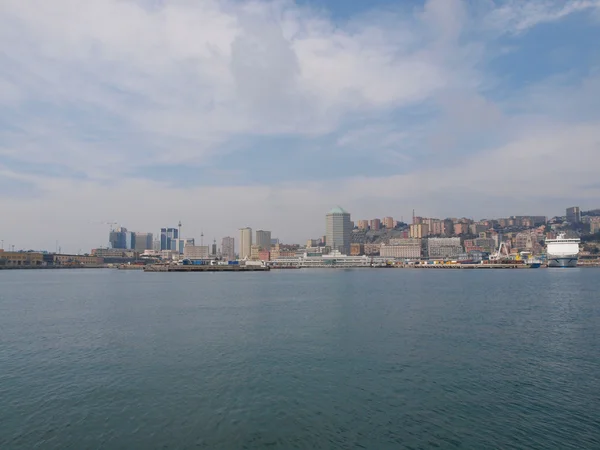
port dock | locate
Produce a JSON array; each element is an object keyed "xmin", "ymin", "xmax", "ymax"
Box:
[
  {"xmin": 143, "ymin": 264, "xmax": 270, "ymax": 272},
  {"xmin": 404, "ymin": 263, "xmax": 542, "ymax": 269}
]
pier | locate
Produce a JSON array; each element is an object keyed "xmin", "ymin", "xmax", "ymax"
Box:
[{"xmin": 143, "ymin": 264, "xmax": 270, "ymax": 272}]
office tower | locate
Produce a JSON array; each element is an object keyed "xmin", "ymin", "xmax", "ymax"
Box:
[
  {"xmin": 566, "ymin": 206, "xmax": 581, "ymax": 224},
  {"xmin": 212, "ymin": 239, "xmax": 217, "ymax": 256},
  {"xmin": 109, "ymin": 227, "xmax": 128, "ymax": 249},
  {"xmin": 160, "ymin": 227, "xmax": 179, "ymax": 251},
  {"xmin": 255, "ymin": 230, "xmax": 272, "ymax": 251},
  {"xmin": 222, "ymin": 237, "xmax": 235, "ymax": 261},
  {"xmin": 326, "ymin": 206, "xmax": 352, "ymax": 255},
  {"xmin": 133, "ymin": 232, "xmax": 153, "ymax": 252},
  {"xmin": 239, "ymin": 228, "xmax": 252, "ymax": 259}
]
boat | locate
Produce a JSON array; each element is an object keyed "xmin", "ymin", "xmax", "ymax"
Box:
[
  {"xmin": 545, "ymin": 233, "xmax": 580, "ymax": 268},
  {"xmin": 519, "ymin": 251, "xmax": 542, "ymax": 269}
]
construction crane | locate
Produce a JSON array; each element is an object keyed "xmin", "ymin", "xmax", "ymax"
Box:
[{"xmin": 103, "ymin": 221, "xmax": 118, "ymax": 231}]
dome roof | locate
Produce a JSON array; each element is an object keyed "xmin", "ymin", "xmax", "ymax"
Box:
[{"xmin": 328, "ymin": 206, "xmax": 349, "ymax": 214}]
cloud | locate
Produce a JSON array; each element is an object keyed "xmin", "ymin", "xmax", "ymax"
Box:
[
  {"xmin": 484, "ymin": 0, "xmax": 600, "ymax": 34},
  {"xmin": 0, "ymin": 0, "xmax": 599, "ymax": 251}
]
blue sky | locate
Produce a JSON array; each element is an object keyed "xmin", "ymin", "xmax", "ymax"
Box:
[{"xmin": 1, "ymin": 0, "xmax": 600, "ymax": 252}]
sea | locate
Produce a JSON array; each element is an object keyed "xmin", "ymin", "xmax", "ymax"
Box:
[{"xmin": 1, "ymin": 268, "xmax": 599, "ymax": 449}]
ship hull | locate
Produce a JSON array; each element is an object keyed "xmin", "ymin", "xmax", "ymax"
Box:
[{"xmin": 547, "ymin": 256, "xmax": 578, "ymax": 268}]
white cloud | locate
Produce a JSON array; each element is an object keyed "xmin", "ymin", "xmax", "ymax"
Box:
[
  {"xmin": 484, "ymin": 0, "xmax": 600, "ymax": 34},
  {"xmin": 0, "ymin": 0, "xmax": 599, "ymax": 251}
]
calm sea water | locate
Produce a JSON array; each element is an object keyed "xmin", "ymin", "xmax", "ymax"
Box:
[{"xmin": 1, "ymin": 268, "xmax": 599, "ymax": 449}]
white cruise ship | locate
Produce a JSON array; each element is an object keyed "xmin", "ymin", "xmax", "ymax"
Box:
[{"xmin": 545, "ymin": 233, "xmax": 580, "ymax": 268}]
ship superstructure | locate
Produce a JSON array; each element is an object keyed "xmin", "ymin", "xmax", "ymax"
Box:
[{"xmin": 545, "ymin": 233, "xmax": 580, "ymax": 268}]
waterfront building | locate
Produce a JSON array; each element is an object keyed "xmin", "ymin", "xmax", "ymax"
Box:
[
  {"xmin": 250, "ymin": 244, "xmax": 261, "ymax": 261},
  {"xmin": 364, "ymin": 243, "xmax": 381, "ymax": 255},
  {"xmin": 183, "ymin": 245, "xmax": 209, "ymax": 259},
  {"xmin": 221, "ymin": 237, "xmax": 235, "ymax": 261},
  {"xmin": 270, "ymin": 243, "xmax": 280, "ymax": 259},
  {"xmin": 381, "ymin": 239, "xmax": 421, "ymax": 259},
  {"xmin": 326, "ymin": 206, "xmax": 352, "ymax": 255},
  {"xmin": 52, "ymin": 254, "xmax": 102, "ymax": 266},
  {"xmin": 258, "ymin": 250, "xmax": 270, "ymax": 261},
  {"xmin": 370, "ymin": 219, "xmax": 381, "ymax": 231},
  {"xmin": 239, "ymin": 227, "xmax": 252, "ymax": 259},
  {"xmin": 566, "ymin": 206, "xmax": 581, "ymax": 224},
  {"xmin": 160, "ymin": 227, "xmax": 179, "ymax": 251},
  {"xmin": 0, "ymin": 252, "xmax": 44, "ymax": 266},
  {"xmin": 91, "ymin": 248, "xmax": 136, "ymax": 258},
  {"xmin": 426, "ymin": 237, "xmax": 463, "ymax": 259},
  {"xmin": 383, "ymin": 217, "xmax": 394, "ymax": 229},
  {"xmin": 350, "ymin": 243, "xmax": 364, "ymax": 256},
  {"xmin": 256, "ymin": 230, "xmax": 272, "ymax": 251},
  {"xmin": 160, "ymin": 250, "xmax": 179, "ymax": 260},
  {"xmin": 271, "ymin": 250, "xmax": 388, "ymax": 268}
]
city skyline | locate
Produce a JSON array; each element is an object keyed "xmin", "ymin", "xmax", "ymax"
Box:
[
  {"xmin": 2, "ymin": 204, "xmax": 597, "ymax": 254},
  {"xmin": 2, "ymin": 0, "xmax": 600, "ymax": 253}
]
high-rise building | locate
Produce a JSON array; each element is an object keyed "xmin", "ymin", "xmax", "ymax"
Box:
[
  {"xmin": 370, "ymin": 219, "xmax": 381, "ymax": 231},
  {"xmin": 239, "ymin": 228, "xmax": 252, "ymax": 259},
  {"xmin": 133, "ymin": 232, "xmax": 153, "ymax": 252},
  {"xmin": 160, "ymin": 227, "xmax": 179, "ymax": 251},
  {"xmin": 222, "ymin": 237, "xmax": 235, "ymax": 261},
  {"xmin": 410, "ymin": 223, "xmax": 429, "ymax": 239},
  {"xmin": 566, "ymin": 206, "xmax": 581, "ymax": 224},
  {"xmin": 256, "ymin": 230, "xmax": 272, "ymax": 251},
  {"xmin": 326, "ymin": 206, "xmax": 352, "ymax": 255},
  {"xmin": 383, "ymin": 217, "xmax": 394, "ymax": 229},
  {"xmin": 109, "ymin": 227, "xmax": 128, "ymax": 249},
  {"xmin": 212, "ymin": 240, "xmax": 217, "ymax": 256}
]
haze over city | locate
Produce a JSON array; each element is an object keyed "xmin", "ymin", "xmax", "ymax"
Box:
[{"xmin": 2, "ymin": 0, "xmax": 600, "ymax": 253}]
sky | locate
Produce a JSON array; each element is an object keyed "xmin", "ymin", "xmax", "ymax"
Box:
[{"xmin": 1, "ymin": 0, "xmax": 600, "ymax": 253}]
